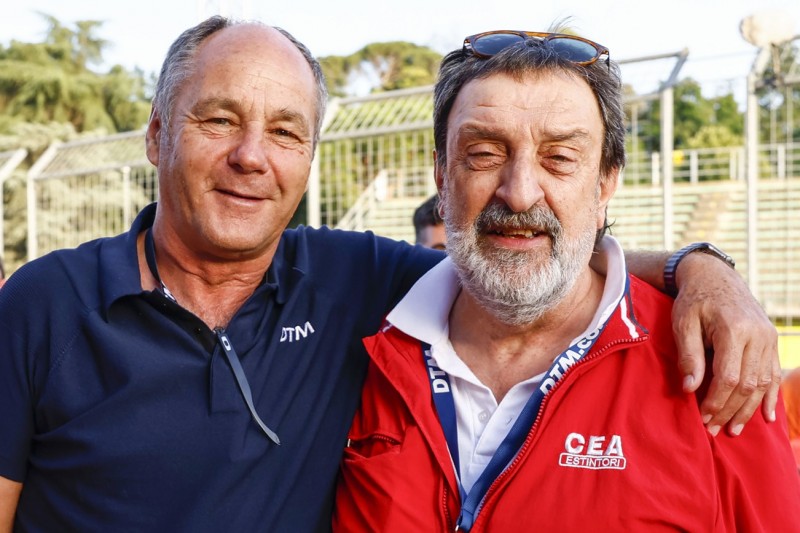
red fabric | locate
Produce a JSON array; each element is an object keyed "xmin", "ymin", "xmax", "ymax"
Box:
[{"xmin": 333, "ymin": 276, "xmax": 800, "ymax": 532}]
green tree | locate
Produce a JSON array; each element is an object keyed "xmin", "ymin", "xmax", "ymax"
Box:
[
  {"xmin": 640, "ymin": 78, "xmax": 745, "ymax": 151},
  {"xmin": 319, "ymin": 42, "xmax": 442, "ymax": 96},
  {"xmin": 0, "ymin": 13, "xmax": 150, "ymax": 134},
  {"xmin": 316, "ymin": 41, "xmax": 442, "ymax": 227},
  {"xmin": 318, "ymin": 54, "xmax": 358, "ymax": 98},
  {"xmin": 0, "ymin": 14, "xmax": 153, "ymax": 270},
  {"xmin": 354, "ymin": 41, "xmax": 441, "ymax": 91},
  {"xmin": 685, "ymin": 124, "xmax": 743, "ymax": 149},
  {"xmin": 712, "ymin": 94, "xmax": 744, "ymax": 137},
  {"xmin": 671, "ymin": 79, "xmax": 713, "ymax": 148},
  {"xmin": 73, "ymin": 19, "xmax": 107, "ymax": 69}
]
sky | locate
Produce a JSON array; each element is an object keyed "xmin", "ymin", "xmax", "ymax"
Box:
[{"xmin": 1, "ymin": 0, "xmax": 799, "ymax": 102}]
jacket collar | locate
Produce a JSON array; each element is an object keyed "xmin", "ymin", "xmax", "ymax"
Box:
[
  {"xmin": 368, "ymin": 234, "xmax": 650, "ymax": 395},
  {"xmin": 385, "ymin": 236, "xmax": 635, "ymax": 352}
]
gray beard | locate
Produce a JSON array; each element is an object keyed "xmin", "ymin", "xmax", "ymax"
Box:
[{"xmin": 445, "ymin": 203, "xmax": 596, "ymax": 326}]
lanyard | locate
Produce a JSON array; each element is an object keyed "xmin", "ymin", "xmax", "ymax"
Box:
[
  {"xmin": 422, "ymin": 345, "xmax": 465, "ymax": 500},
  {"xmin": 215, "ymin": 328, "xmax": 280, "ymax": 445},
  {"xmin": 144, "ymin": 229, "xmax": 280, "ymax": 445},
  {"xmin": 144, "ymin": 228, "xmax": 175, "ymax": 302},
  {"xmin": 422, "ymin": 323, "xmax": 607, "ymax": 531}
]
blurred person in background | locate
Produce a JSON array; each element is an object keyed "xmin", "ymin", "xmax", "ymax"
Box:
[{"xmin": 413, "ymin": 194, "xmax": 447, "ymax": 249}]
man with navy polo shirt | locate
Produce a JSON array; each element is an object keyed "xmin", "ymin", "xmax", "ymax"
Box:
[{"xmin": 0, "ymin": 16, "xmax": 782, "ymax": 532}]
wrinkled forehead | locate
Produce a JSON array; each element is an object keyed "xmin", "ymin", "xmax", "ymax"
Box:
[
  {"xmin": 197, "ymin": 24, "xmax": 314, "ymax": 85},
  {"xmin": 166, "ymin": 25, "xmax": 318, "ymax": 127},
  {"xmin": 458, "ymin": 67, "xmax": 592, "ymax": 105},
  {"xmin": 449, "ymin": 69, "xmax": 601, "ymax": 132}
]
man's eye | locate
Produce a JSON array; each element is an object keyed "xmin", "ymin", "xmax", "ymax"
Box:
[
  {"xmin": 208, "ymin": 118, "xmax": 232, "ymax": 126},
  {"xmin": 542, "ymin": 153, "xmax": 580, "ymax": 175},
  {"xmin": 467, "ymin": 149, "xmax": 502, "ymax": 160},
  {"xmin": 272, "ymin": 129, "xmax": 301, "ymax": 142},
  {"xmin": 467, "ymin": 150, "xmax": 502, "ymax": 162}
]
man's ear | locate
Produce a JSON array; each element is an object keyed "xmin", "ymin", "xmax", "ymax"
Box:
[
  {"xmin": 433, "ymin": 156, "xmax": 448, "ymax": 219},
  {"xmin": 434, "ymin": 150, "xmax": 445, "ymax": 192},
  {"xmin": 596, "ymin": 167, "xmax": 620, "ymax": 229},
  {"xmin": 145, "ymin": 108, "xmax": 163, "ymax": 166}
]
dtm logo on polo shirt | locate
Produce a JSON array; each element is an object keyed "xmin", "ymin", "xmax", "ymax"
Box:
[
  {"xmin": 558, "ymin": 432, "xmax": 626, "ymax": 470},
  {"xmin": 279, "ymin": 321, "xmax": 315, "ymax": 343}
]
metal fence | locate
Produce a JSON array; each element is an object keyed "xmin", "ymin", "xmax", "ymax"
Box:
[
  {"xmin": 312, "ymin": 86, "xmax": 437, "ymax": 229},
  {"xmin": 4, "ymin": 48, "xmax": 799, "ymax": 325},
  {"xmin": 18, "ymin": 134, "xmax": 795, "ymax": 319},
  {"xmin": 608, "ymin": 174, "xmax": 800, "ymax": 321},
  {"xmin": 24, "ymin": 131, "xmax": 156, "ymax": 260},
  {"xmin": 309, "ymin": 51, "xmax": 691, "ymax": 229}
]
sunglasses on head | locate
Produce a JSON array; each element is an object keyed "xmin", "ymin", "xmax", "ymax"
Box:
[{"xmin": 463, "ymin": 30, "xmax": 610, "ymax": 66}]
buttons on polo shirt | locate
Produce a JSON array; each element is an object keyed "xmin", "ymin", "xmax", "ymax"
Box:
[{"xmin": 478, "ymin": 410, "xmax": 490, "ymax": 423}]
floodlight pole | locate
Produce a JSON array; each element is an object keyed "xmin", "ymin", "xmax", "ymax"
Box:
[
  {"xmin": 308, "ymin": 98, "xmax": 341, "ymax": 227},
  {"xmin": 661, "ymin": 86, "xmax": 674, "ymax": 250},
  {"xmin": 744, "ymin": 47, "xmax": 770, "ymax": 296},
  {"xmin": 26, "ymin": 142, "xmax": 60, "ymax": 261},
  {"xmin": 0, "ymin": 149, "xmax": 27, "ymax": 259},
  {"xmin": 652, "ymin": 48, "xmax": 686, "ymax": 250}
]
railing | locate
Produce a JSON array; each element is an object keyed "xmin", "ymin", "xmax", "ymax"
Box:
[
  {"xmin": 336, "ymin": 166, "xmax": 436, "ymax": 232},
  {"xmin": 5, "ymin": 134, "xmax": 800, "ymax": 327},
  {"xmin": 621, "ymin": 142, "xmax": 799, "ymax": 185},
  {"xmin": 336, "ymin": 169, "xmax": 389, "ymax": 232}
]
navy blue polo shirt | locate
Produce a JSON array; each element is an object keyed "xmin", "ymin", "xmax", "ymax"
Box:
[{"xmin": 0, "ymin": 203, "xmax": 442, "ymax": 532}]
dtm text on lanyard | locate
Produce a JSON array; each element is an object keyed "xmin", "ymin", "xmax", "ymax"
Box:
[{"xmin": 422, "ymin": 324, "xmax": 606, "ymax": 531}]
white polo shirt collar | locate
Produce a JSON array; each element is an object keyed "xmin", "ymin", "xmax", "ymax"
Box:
[{"xmin": 384, "ymin": 236, "xmax": 629, "ymax": 493}]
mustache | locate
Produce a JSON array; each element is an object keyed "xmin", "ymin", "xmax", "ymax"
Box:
[{"xmin": 474, "ymin": 203, "xmax": 563, "ymax": 237}]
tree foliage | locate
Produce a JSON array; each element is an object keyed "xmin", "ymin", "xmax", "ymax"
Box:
[
  {"xmin": 639, "ymin": 78, "xmax": 747, "ymax": 151},
  {"xmin": 0, "ymin": 13, "xmax": 151, "ymax": 136},
  {"xmin": 319, "ymin": 41, "xmax": 442, "ymax": 97},
  {"xmin": 0, "ymin": 14, "xmax": 153, "ymax": 273}
]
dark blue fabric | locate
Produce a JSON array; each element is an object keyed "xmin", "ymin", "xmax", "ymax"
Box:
[{"xmin": 0, "ymin": 203, "xmax": 443, "ymax": 532}]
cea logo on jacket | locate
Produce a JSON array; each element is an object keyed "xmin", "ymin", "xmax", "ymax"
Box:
[{"xmin": 558, "ymin": 432, "xmax": 626, "ymax": 470}]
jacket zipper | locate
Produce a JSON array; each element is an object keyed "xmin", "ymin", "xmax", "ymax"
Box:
[
  {"xmin": 468, "ymin": 335, "xmax": 647, "ymax": 530},
  {"xmin": 443, "ymin": 482, "xmax": 455, "ymax": 530},
  {"xmin": 345, "ymin": 432, "xmax": 400, "ymax": 448}
]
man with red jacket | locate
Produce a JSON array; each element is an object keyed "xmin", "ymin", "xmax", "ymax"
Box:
[{"xmin": 334, "ymin": 29, "xmax": 800, "ymax": 531}]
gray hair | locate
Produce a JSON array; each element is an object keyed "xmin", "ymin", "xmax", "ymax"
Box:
[
  {"xmin": 151, "ymin": 16, "xmax": 328, "ymax": 146},
  {"xmin": 433, "ymin": 33, "xmax": 626, "ymax": 182}
]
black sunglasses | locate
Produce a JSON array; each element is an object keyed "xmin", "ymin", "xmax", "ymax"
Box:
[{"xmin": 463, "ymin": 30, "xmax": 610, "ymax": 66}]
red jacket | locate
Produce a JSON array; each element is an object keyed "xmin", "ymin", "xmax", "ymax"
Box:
[{"xmin": 334, "ymin": 276, "xmax": 800, "ymax": 532}]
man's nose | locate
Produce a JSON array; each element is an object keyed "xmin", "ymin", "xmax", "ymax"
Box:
[
  {"xmin": 495, "ymin": 156, "xmax": 545, "ymax": 213},
  {"xmin": 228, "ymin": 125, "xmax": 269, "ymax": 173}
]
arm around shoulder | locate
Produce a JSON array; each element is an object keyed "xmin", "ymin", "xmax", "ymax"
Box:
[{"xmin": 624, "ymin": 246, "xmax": 779, "ymax": 434}]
